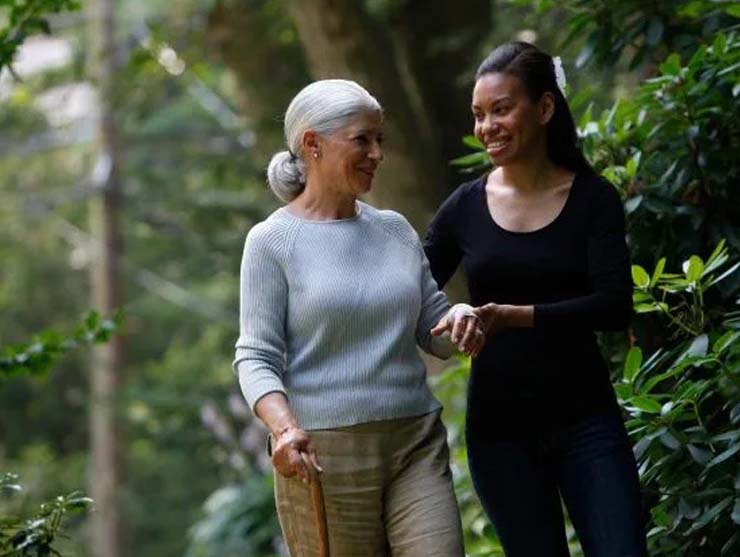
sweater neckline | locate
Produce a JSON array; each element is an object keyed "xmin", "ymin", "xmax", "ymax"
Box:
[{"xmin": 280, "ymin": 201, "xmax": 364, "ymax": 224}]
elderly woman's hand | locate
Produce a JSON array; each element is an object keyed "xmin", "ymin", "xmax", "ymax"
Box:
[
  {"xmin": 271, "ymin": 426, "xmax": 323, "ymax": 483},
  {"xmin": 430, "ymin": 303, "xmax": 486, "ymax": 357}
]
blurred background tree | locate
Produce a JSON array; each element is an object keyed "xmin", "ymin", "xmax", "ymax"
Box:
[{"xmin": 1, "ymin": 1, "xmax": 738, "ymax": 556}]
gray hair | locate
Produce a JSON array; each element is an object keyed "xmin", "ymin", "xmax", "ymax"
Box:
[{"xmin": 267, "ymin": 79, "xmax": 382, "ymax": 203}]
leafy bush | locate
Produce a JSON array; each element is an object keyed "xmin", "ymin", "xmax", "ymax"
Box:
[
  {"xmin": 579, "ymin": 32, "xmax": 740, "ymax": 265},
  {"xmin": 0, "ymin": 473, "xmax": 91, "ymax": 557},
  {"xmin": 520, "ymin": 0, "xmax": 740, "ymax": 69},
  {"xmin": 617, "ymin": 241, "xmax": 740, "ymax": 556}
]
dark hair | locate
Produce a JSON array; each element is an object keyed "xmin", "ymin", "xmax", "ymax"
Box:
[{"xmin": 476, "ymin": 41, "xmax": 593, "ymax": 175}]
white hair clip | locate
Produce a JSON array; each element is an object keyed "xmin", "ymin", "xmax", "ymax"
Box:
[{"xmin": 552, "ymin": 56, "xmax": 567, "ymax": 95}]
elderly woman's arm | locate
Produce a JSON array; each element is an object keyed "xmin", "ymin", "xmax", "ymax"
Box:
[
  {"xmin": 414, "ymin": 231, "xmax": 484, "ymax": 358},
  {"xmin": 234, "ymin": 224, "xmax": 319, "ymax": 481}
]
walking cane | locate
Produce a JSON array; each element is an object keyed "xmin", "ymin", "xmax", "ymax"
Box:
[{"xmin": 304, "ymin": 453, "xmax": 329, "ymax": 557}]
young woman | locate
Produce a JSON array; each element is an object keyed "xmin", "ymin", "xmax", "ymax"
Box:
[
  {"xmin": 235, "ymin": 79, "xmax": 484, "ymax": 556},
  {"xmin": 424, "ymin": 42, "xmax": 648, "ymax": 556}
]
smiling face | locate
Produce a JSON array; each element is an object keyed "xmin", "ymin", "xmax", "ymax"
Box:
[
  {"xmin": 472, "ymin": 72, "xmax": 553, "ymax": 166},
  {"xmin": 312, "ymin": 110, "xmax": 384, "ymax": 196}
]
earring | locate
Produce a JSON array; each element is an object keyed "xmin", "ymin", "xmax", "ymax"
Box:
[{"xmin": 313, "ymin": 152, "xmax": 319, "ymax": 159}]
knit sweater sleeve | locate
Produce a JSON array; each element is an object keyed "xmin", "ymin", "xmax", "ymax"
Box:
[
  {"xmin": 534, "ymin": 177, "xmax": 632, "ymax": 332},
  {"xmin": 378, "ymin": 209, "xmax": 453, "ymax": 358},
  {"xmin": 417, "ymin": 244, "xmax": 457, "ymax": 359},
  {"xmin": 233, "ymin": 221, "xmax": 289, "ymax": 411}
]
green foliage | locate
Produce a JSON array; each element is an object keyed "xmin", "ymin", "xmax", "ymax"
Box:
[
  {"xmin": 630, "ymin": 240, "xmax": 740, "ymax": 332},
  {"xmin": 186, "ymin": 475, "xmax": 279, "ymax": 557},
  {"xmin": 580, "ymin": 33, "xmax": 740, "ymax": 264},
  {"xmin": 0, "ymin": 311, "xmax": 121, "ymax": 379},
  {"xmin": 516, "ymin": 0, "xmax": 740, "ymax": 70},
  {"xmin": 0, "ymin": 0, "xmax": 80, "ymax": 73},
  {"xmin": 617, "ymin": 244, "xmax": 740, "ymax": 556},
  {"xmin": 0, "ymin": 472, "xmax": 91, "ymax": 557}
]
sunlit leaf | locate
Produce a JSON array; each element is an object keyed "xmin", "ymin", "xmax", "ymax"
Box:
[{"xmin": 624, "ymin": 347, "xmax": 643, "ymax": 383}]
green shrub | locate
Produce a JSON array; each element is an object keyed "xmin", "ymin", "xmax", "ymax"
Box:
[
  {"xmin": 0, "ymin": 473, "xmax": 91, "ymax": 557},
  {"xmin": 618, "ymin": 242, "xmax": 740, "ymax": 556},
  {"xmin": 580, "ymin": 32, "xmax": 740, "ymax": 265}
]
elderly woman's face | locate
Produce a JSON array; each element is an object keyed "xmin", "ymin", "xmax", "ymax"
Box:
[{"xmin": 319, "ymin": 110, "xmax": 384, "ymax": 195}]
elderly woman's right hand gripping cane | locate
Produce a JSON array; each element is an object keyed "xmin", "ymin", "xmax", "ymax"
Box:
[{"xmin": 257, "ymin": 393, "xmax": 329, "ymax": 556}]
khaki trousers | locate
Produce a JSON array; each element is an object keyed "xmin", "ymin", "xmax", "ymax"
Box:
[{"xmin": 274, "ymin": 410, "xmax": 464, "ymax": 557}]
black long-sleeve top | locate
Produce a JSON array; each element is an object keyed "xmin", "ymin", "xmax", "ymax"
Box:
[{"xmin": 423, "ymin": 171, "xmax": 632, "ymax": 438}]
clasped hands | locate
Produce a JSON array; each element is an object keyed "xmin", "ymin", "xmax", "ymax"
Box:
[{"xmin": 431, "ymin": 302, "xmax": 507, "ymax": 358}]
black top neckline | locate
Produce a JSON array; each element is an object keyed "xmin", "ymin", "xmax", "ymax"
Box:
[{"xmin": 476, "ymin": 172, "xmax": 581, "ymax": 236}]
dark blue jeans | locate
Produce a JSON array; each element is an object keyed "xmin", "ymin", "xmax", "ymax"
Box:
[{"xmin": 467, "ymin": 413, "xmax": 648, "ymax": 557}]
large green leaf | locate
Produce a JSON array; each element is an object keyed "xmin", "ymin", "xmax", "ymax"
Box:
[
  {"xmin": 631, "ymin": 396, "xmax": 662, "ymax": 414},
  {"xmin": 631, "ymin": 265, "xmax": 650, "ymax": 288},
  {"xmin": 650, "ymin": 258, "xmax": 666, "ymax": 287},
  {"xmin": 705, "ymin": 444, "xmax": 740, "ymax": 469},
  {"xmin": 660, "ymin": 53, "xmax": 682, "ymax": 76},
  {"xmin": 683, "ymin": 255, "xmax": 704, "ymax": 282},
  {"xmin": 624, "ymin": 347, "xmax": 643, "ymax": 383}
]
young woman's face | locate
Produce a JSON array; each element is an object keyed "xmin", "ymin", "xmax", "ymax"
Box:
[
  {"xmin": 471, "ymin": 72, "xmax": 551, "ymax": 166},
  {"xmin": 319, "ymin": 111, "xmax": 384, "ymax": 196}
]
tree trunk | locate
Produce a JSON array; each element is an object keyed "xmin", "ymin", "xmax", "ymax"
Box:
[
  {"xmin": 384, "ymin": 0, "xmax": 492, "ymax": 185},
  {"xmin": 87, "ymin": 1, "xmax": 125, "ymax": 556}
]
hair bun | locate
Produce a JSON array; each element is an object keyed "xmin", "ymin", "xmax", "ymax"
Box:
[{"xmin": 267, "ymin": 150, "xmax": 306, "ymax": 203}]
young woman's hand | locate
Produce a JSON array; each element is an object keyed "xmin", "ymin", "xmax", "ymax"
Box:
[
  {"xmin": 473, "ymin": 303, "xmax": 507, "ymax": 335},
  {"xmin": 473, "ymin": 303, "xmax": 533, "ymax": 333},
  {"xmin": 271, "ymin": 426, "xmax": 323, "ymax": 483},
  {"xmin": 430, "ymin": 303, "xmax": 486, "ymax": 357}
]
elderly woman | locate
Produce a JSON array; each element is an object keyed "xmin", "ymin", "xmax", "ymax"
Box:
[{"xmin": 234, "ymin": 79, "xmax": 481, "ymax": 557}]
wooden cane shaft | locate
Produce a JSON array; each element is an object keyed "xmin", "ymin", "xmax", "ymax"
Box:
[{"xmin": 310, "ymin": 471, "xmax": 329, "ymax": 557}]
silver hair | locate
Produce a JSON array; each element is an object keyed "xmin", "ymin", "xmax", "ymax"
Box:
[{"xmin": 266, "ymin": 79, "xmax": 382, "ymax": 203}]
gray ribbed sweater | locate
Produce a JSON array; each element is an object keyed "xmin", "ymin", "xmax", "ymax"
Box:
[{"xmin": 233, "ymin": 201, "xmax": 453, "ymax": 430}]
